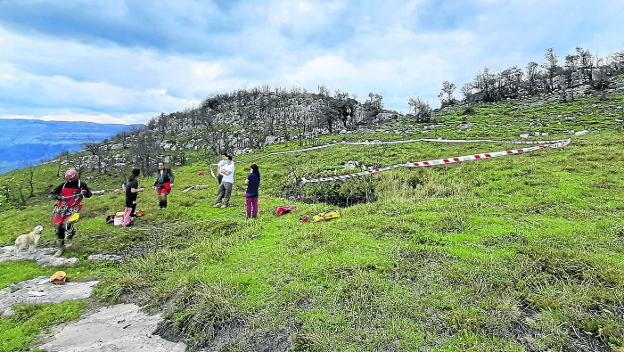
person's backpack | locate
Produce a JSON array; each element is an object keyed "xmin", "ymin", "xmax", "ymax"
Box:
[
  {"xmin": 312, "ymin": 210, "xmax": 341, "ymax": 222},
  {"xmin": 274, "ymin": 205, "xmax": 297, "ymax": 216}
]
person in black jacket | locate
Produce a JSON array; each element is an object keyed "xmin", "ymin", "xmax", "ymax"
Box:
[
  {"xmin": 122, "ymin": 168, "xmax": 144, "ymax": 226},
  {"xmin": 245, "ymin": 164, "xmax": 260, "ymax": 219},
  {"xmin": 49, "ymin": 168, "xmax": 92, "ymax": 256},
  {"xmin": 153, "ymin": 162, "xmax": 174, "ymax": 209}
]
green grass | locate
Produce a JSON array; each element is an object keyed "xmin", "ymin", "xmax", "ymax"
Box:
[
  {"xmin": 1, "ymin": 92, "xmax": 623, "ymax": 351},
  {"xmin": 0, "ymin": 301, "xmax": 86, "ymax": 352},
  {"xmin": 0, "ymin": 261, "xmax": 50, "ymax": 290}
]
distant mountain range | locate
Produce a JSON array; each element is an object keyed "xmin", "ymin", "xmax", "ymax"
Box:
[{"xmin": 0, "ymin": 119, "xmax": 142, "ymax": 174}]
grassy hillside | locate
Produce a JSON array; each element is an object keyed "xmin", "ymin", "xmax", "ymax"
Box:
[{"xmin": 0, "ymin": 94, "xmax": 623, "ymax": 351}]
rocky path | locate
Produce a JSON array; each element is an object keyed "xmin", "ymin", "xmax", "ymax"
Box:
[
  {"xmin": 1, "ymin": 245, "xmax": 77, "ymax": 266},
  {"xmin": 2, "ymin": 244, "xmax": 184, "ymax": 350},
  {"xmin": 39, "ymin": 303, "xmax": 187, "ymax": 352},
  {"xmin": 0, "ymin": 276, "xmax": 98, "ymax": 316}
]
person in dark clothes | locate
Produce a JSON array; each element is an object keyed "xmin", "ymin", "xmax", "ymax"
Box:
[
  {"xmin": 123, "ymin": 168, "xmax": 144, "ymax": 226},
  {"xmin": 153, "ymin": 162, "xmax": 174, "ymax": 209},
  {"xmin": 49, "ymin": 168, "xmax": 92, "ymax": 256},
  {"xmin": 245, "ymin": 164, "xmax": 260, "ymax": 219}
]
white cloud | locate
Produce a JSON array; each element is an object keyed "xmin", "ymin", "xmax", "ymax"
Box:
[{"xmin": 0, "ymin": 0, "xmax": 623, "ymax": 123}]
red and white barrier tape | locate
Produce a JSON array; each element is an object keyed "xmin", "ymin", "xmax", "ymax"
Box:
[
  {"xmin": 300, "ymin": 139, "xmax": 571, "ymax": 184},
  {"xmin": 211, "ymin": 138, "xmax": 569, "ymax": 166}
]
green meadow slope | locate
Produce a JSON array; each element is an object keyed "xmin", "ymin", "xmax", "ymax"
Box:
[{"xmin": 0, "ymin": 93, "xmax": 623, "ymax": 351}]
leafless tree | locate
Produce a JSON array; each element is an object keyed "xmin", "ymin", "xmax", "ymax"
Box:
[
  {"xmin": 438, "ymin": 80, "xmax": 457, "ymax": 107},
  {"xmin": 408, "ymin": 97, "xmax": 432, "ymax": 122},
  {"xmin": 543, "ymin": 48, "xmax": 560, "ymax": 92},
  {"xmin": 26, "ymin": 164, "xmax": 35, "ymax": 198},
  {"xmin": 85, "ymin": 142, "xmax": 105, "ymax": 174}
]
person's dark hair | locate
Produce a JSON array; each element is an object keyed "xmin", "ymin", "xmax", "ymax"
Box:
[
  {"xmin": 131, "ymin": 168, "xmax": 141, "ymax": 177},
  {"xmin": 226, "ymin": 154, "xmax": 233, "ymax": 161},
  {"xmin": 250, "ymin": 164, "xmax": 260, "ymax": 176}
]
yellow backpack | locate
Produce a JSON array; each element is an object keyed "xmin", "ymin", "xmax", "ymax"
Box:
[{"xmin": 312, "ymin": 210, "xmax": 341, "ymax": 223}]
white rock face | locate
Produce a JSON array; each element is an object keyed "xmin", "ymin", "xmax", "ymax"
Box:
[
  {"xmin": 0, "ymin": 246, "xmax": 77, "ymax": 266},
  {"xmin": 0, "ymin": 277, "xmax": 98, "ymax": 315},
  {"xmin": 39, "ymin": 304, "xmax": 187, "ymax": 352},
  {"xmin": 87, "ymin": 254, "xmax": 123, "ymax": 262},
  {"xmin": 575, "ymin": 129, "xmax": 590, "ymax": 136}
]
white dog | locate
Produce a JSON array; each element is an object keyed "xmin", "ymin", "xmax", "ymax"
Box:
[{"xmin": 14, "ymin": 225, "xmax": 43, "ymax": 254}]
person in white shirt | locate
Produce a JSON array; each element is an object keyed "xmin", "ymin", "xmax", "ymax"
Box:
[
  {"xmin": 213, "ymin": 154, "xmax": 235, "ymax": 208},
  {"xmin": 216, "ymin": 154, "xmax": 227, "ymax": 185}
]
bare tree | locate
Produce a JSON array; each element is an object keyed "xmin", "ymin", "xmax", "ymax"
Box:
[
  {"xmin": 56, "ymin": 151, "xmax": 69, "ymax": 177},
  {"xmin": 543, "ymin": 48, "xmax": 560, "ymax": 92},
  {"xmin": 576, "ymin": 47, "xmax": 594, "ymax": 84},
  {"xmin": 437, "ymin": 81, "xmax": 457, "ymax": 107},
  {"xmin": 525, "ymin": 61, "xmax": 540, "ymax": 95},
  {"xmin": 318, "ymin": 85, "xmax": 330, "ymax": 97},
  {"xmin": 85, "ymin": 142, "xmax": 105, "ymax": 174},
  {"xmin": 26, "ymin": 164, "xmax": 35, "ymax": 198},
  {"xmin": 408, "ymin": 97, "xmax": 432, "ymax": 122}
]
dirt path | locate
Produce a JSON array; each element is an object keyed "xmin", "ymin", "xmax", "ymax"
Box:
[{"xmin": 39, "ymin": 303, "xmax": 187, "ymax": 352}]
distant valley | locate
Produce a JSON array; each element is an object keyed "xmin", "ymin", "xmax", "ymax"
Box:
[{"xmin": 0, "ymin": 119, "xmax": 142, "ymax": 174}]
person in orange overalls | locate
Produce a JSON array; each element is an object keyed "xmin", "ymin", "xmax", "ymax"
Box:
[{"xmin": 49, "ymin": 168, "xmax": 92, "ymax": 256}]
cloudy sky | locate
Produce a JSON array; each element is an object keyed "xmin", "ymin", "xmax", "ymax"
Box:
[{"xmin": 0, "ymin": 0, "xmax": 622, "ymax": 124}]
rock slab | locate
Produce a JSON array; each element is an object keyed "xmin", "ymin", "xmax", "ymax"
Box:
[
  {"xmin": 39, "ymin": 303, "xmax": 187, "ymax": 352},
  {"xmin": 0, "ymin": 277, "xmax": 98, "ymax": 315},
  {"xmin": 1, "ymin": 246, "xmax": 78, "ymax": 266}
]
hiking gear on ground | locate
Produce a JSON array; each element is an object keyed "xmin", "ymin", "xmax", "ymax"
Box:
[
  {"xmin": 274, "ymin": 206, "xmax": 297, "ymax": 216},
  {"xmin": 135, "ymin": 210, "xmax": 145, "ymax": 217},
  {"xmin": 114, "ymin": 212, "xmax": 124, "ymax": 226},
  {"xmin": 50, "ymin": 271, "xmax": 67, "ymax": 284},
  {"xmin": 312, "ymin": 210, "xmax": 341, "ymax": 222},
  {"xmin": 299, "ymin": 216, "xmax": 309, "ymax": 223}
]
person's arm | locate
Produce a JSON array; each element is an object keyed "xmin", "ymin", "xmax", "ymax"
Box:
[
  {"xmin": 222, "ymin": 165, "xmax": 233, "ymax": 176},
  {"xmin": 49, "ymin": 183, "xmax": 63, "ymax": 199},
  {"xmin": 168, "ymin": 170, "xmax": 175, "ymax": 185},
  {"xmin": 80, "ymin": 182, "xmax": 92, "ymax": 198},
  {"xmin": 130, "ymin": 181, "xmax": 144, "ymax": 193}
]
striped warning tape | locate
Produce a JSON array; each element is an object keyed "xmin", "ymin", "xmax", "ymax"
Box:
[
  {"xmin": 210, "ymin": 138, "xmax": 571, "ymax": 183},
  {"xmin": 300, "ymin": 139, "xmax": 572, "ymax": 184},
  {"xmin": 207, "ymin": 137, "xmax": 572, "ymax": 180},
  {"xmin": 212, "ymin": 137, "xmax": 569, "ymax": 166}
]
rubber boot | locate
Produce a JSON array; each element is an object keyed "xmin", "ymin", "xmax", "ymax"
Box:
[
  {"xmin": 54, "ymin": 239, "xmax": 65, "ymax": 257},
  {"xmin": 65, "ymin": 223, "xmax": 75, "ymax": 248}
]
